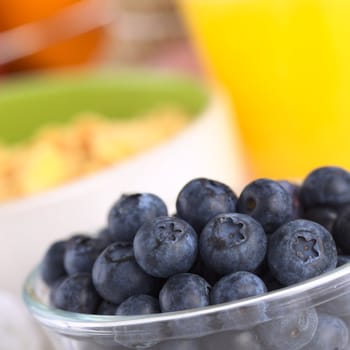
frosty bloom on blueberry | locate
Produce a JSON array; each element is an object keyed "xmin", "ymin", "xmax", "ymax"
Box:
[
  {"xmin": 200, "ymin": 213, "xmax": 267, "ymax": 275},
  {"xmin": 40, "ymin": 240, "xmax": 67, "ymax": 287},
  {"xmin": 159, "ymin": 273, "xmax": 211, "ymax": 312},
  {"xmin": 176, "ymin": 178, "xmax": 238, "ymax": 232},
  {"xmin": 211, "ymin": 271, "xmax": 267, "ymax": 305},
  {"xmin": 107, "ymin": 193, "xmax": 168, "ymax": 242},
  {"xmin": 134, "ymin": 216, "xmax": 198, "ymax": 278},
  {"xmin": 116, "ymin": 295, "xmax": 160, "ymax": 316},
  {"xmin": 51, "ymin": 274, "xmax": 100, "ymax": 314},
  {"xmin": 237, "ymin": 178, "xmax": 294, "ymax": 234},
  {"xmin": 268, "ymin": 219, "xmax": 337, "ymax": 286},
  {"xmin": 64, "ymin": 235, "xmax": 107, "ymax": 275},
  {"xmin": 300, "ymin": 166, "xmax": 350, "ymax": 209},
  {"xmin": 92, "ymin": 242, "xmax": 160, "ymax": 305}
]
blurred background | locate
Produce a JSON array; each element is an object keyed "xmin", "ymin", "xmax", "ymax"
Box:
[
  {"xmin": 0, "ymin": 0, "xmax": 200, "ymax": 75},
  {"xmin": 2, "ymin": 0, "xmax": 350, "ymax": 348}
]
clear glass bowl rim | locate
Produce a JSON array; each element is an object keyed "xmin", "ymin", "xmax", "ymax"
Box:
[{"xmin": 23, "ymin": 261, "xmax": 350, "ymax": 333}]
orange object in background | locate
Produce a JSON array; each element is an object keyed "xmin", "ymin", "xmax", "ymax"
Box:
[
  {"xmin": 180, "ymin": 0, "xmax": 350, "ymax": 180},
  {"xmin": 0, "ymin": 0, "xmax": 109, "ymax": 71}
]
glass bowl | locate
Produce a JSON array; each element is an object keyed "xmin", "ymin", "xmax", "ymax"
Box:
[{"xmin": 23, "ymin": 262, "xmax": 350, "ymax": 350}]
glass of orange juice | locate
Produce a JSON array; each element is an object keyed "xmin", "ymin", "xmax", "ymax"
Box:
[{"xmin": 179, "ymin": 0, "xmax": 350, "ymax": 180}]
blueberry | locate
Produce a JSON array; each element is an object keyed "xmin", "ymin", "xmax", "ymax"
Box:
[
  {"xmin": 211, "ymin": 271, "xmax": 267, "ymax": 305},
  {"xmin": 300, "ymin": 312, "xmax": 349, "ymax": 350},
  {"xmin": 210, "ymin": 271, "xmax": 268, "ymax": 331},
  {"xmin": 116, "ymin": 295, "xmax": 160, "ymax": 316},
  {"xmin": 200, "ymin": 213, "xmax": 267, "ymax": 275},
  {"xmin": 50, "ymin": 273, "xmax": 100, "ymax": 314},
  {"xmin": 107, "ymin": 193, "xmax": 168, "ymax": 242},
  {"xmin": 303, "ymin": 206, "xmax": 338, "ymax": 233},
  {"xmin": 256, "ymin": 308, "xmax": 318, "ymax": 350},
  {"xmin": 92, "ymin": 242, "xmax": 160, "ymax": 304},
  {"xmin": 134, "ymin": 216, "xmax": 198, "ymax": 278},
  {"xmin": 40, "ymin": 240, "xmax": 67, "ymax": 287},
  {"xmin": 237, "ymin": 178, "xmax": 294, "ymax": 233},
  {"xmin": 268, "ymin": 219, "xmax": 337, "ymax": 286},
  {"xmin": 332, "ymin": 205, "xmax": 350, "ymax": 254},
  {"xmin": 278, "ymin": 180, "xmax": 302, "ymax": 219},
  {"xmin": 48, "ymin": 276, "xmax": 67, "ymax": 306},
  {"xmin": 64, "ymin": 235, "xmax": 107, "ymax": 275},
  {"xmin": 176, "ymin": 178, "xmax": 237, "ymax": 233},
  {"xmin": 300, "ymin": 166, "xmax": 350, "ymax": 209},
  {"xmin": 159, "ymin": 273, "xmax": 211, "ymax": 312},
  {"xmin": 97, "ymin": 300, "xmax": 119, "ymax": 315}
]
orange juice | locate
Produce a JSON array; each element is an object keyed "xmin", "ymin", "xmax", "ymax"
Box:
[{"xmin": 180, "ymin": 0, "xmax": 350, "ymax": 179}]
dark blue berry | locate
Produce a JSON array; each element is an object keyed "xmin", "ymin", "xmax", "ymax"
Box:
[
  {"xmin": 159, "ymin": 273, "xmax": 211, "ymax": 312},
  {"xmin": 176, "ymin": 178, "xmax": 237, "ymax": 233},
  {"xmin": 300, "ymin": 166, "xmax": 350, "ymax": 209},
  {"xmin": 256, "ymin": 308, "xmax": 318, "ymax": 350},
  {"xmin": 210, "ymin": 271, "xmax": 268, "ymax": 331},
  {"xmin": 48, "ymin": 276, "xmax": 67, "ymax": 306},
  {"xmin": 134, "ymin": 216, "xmax": 198, "ymax": 278},
  {"xmin": 97, "ymin": 300, "xmax": 119, "ymax": 315},
  {"xmin": 116, "ymin": 295, "xmax": 160, "ymax": 316},
  {"xmin": 107, "ymin": 193, "xmax": 168, "ymax": 242},
  {"xmin": 200, "ymin": 213, "xmax": 267, "ymax": 275},
  {"xmin": 268, "ymin": 219, "xmax": 337, "ymax": 286},
  {"xmin": 303, "ymin": 206, "xmax": 338, "ymax": 233},
  {"xmin": 278, "ymin": 180, "xmax": 302, "ymax": 219},
  {"xmin": 50, "ymin": 273, "xmax": 100, "ymax": 314},
  {"xmin": 92, "ymin": 242, "xmax": 160, "ymax": 304},
  {"xmin": 300, "ymin": 313, "xmax": 348, "ymax": 350},
  {"xmin": 237, "ymin": 178, "xmax": 294, "ymax": 233},
  {"xmin": 40, "ymin": 240, "xmax": 67, "ymax": 287},
  {"xmin": 332, "ymin": 205, "xmax": 350, "ymax": 254},
  {"xmin": 64, "ymin": 235, "xmax": 107, "ymax": 275},
  {"xmin": 211, "ymin": 271, "xmax": 267, "ymax": 305}
]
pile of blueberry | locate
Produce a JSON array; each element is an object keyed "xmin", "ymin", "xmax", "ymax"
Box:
[{"xmin": 40, "ymin": 166, "xmax": 350, "ymax": 348}]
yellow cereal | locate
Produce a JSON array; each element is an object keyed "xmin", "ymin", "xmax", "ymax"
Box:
[
  {"xmin": 0, "ymin": 108, "xmax": 189, "ymax": 203},
  {"xmin": 13, "ymin": 142, "xmax": 74, "ymax": 195}
]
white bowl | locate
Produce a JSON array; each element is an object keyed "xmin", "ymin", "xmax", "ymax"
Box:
[{"xmin": 0, "ymin": 71, "xmax": 244, "ymax": 295}]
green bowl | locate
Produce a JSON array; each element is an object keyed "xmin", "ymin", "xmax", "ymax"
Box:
[{"xmin": 0, "ymin": 70, "xmax": 208, "ymax": 144}]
